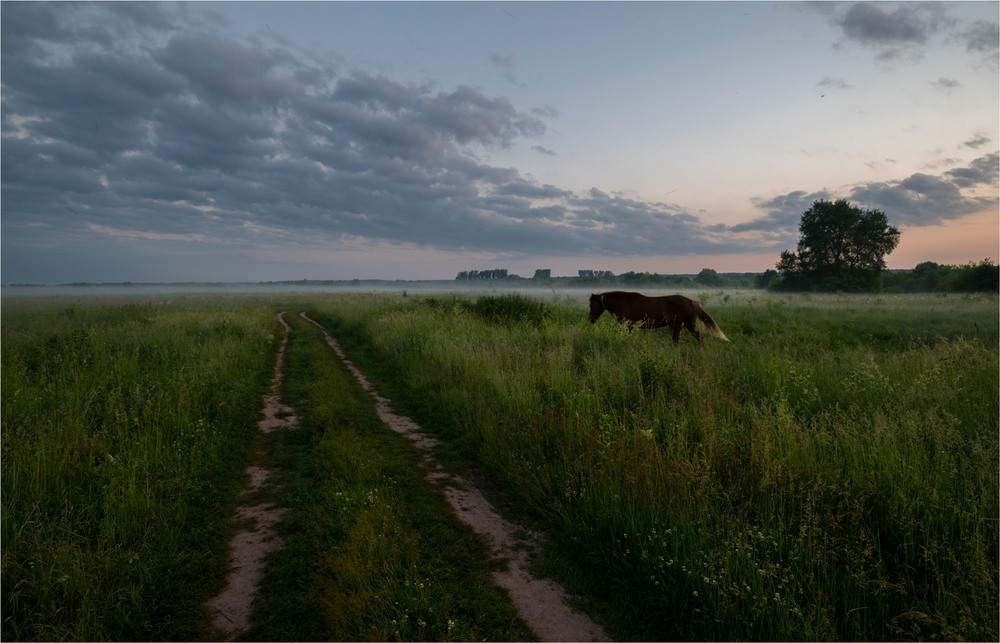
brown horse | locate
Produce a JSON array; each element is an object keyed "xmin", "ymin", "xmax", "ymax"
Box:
[{"xmin": 589, "ymin": 291, "xmax": 729, "ymax": 344}]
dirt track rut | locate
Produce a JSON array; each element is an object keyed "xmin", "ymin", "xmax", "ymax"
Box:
[
  {"xmin": 207, "ymin": 312, "xmax": 296, "ymax": 640},
  {"xmin": 207, "ymin": 311, "xmax": 609, "ymax": 641}
]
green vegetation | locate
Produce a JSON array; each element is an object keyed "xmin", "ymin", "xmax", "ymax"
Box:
[
  {"xmin": 244, "ymin": 311, "xmax": 532, "ymax": 641},
  {"xmin": 425, "ymin": 293, "xmax": 552, "ymax": 328},
  {"xmin": 1, "ymin": 295, "xmax": 531, "ymax": 641},
  {"xmin": 311, "ymin": 290, "xmax": 999, "ymax": 641},
  {"xmin": 3, "ymin": 290, "xmax": 997, "ymax": 641},
  {"xmin": 883, "ymin": 258, "xmax": 1000, "ymax": 293},
  {"xmin": 449, "ymin": 258, "xmax": 1000, "ymax": 293},
  {"xmin": 1, "ymin": 297, "xmax": 276, "ymax": 640},
  {"xmin": 776, "ymin": 199, "xmax": 900, "ymax": 292}
]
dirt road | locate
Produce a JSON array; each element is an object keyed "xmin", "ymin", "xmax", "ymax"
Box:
[{"xmin": 207, "ymin": 311, "xmax": 609, "ymax": 641}]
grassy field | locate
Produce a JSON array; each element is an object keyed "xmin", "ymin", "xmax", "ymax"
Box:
[
  {"xmin": 2, "ymin": 290, "xmax": 997, "ymax": 641},
  {"xmin": 1, "ymin": 295, "xmax": 531, "ymax": 641},
  {"xmin": 306, "ymin": 289, "xmax": 999, "ymax": 641},
  {"xmin": 1, "ymin": 296, "xmax": 277, "ymax": 640}
]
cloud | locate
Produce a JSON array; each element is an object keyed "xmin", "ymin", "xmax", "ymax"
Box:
[
  {"xmin": 849, "ymin": 176, "xmax": 986, "ymax": 227},
  {"xmin": 963, "ymin": 19, "xmax": 999, "ymax": 61},
  {"xmin": 2, "ymin": 2, "xmax": 760, "ymax": 272},
  {"xmin": 154, "ymin": 33, "xmax": 302, "ymax": 106},
  {"xmin": 494, "ymin": 181, "xmax": 572, "ymax": 200},
  {"xmin": 930, "ymin": 77, "xmax": 960, "ymax": 92},
  {"xmin": 532, "ymin": 145, "xmax": 557, "ymax": 156},
  {"xmin": 848, "ymin": 153, "xmax": 998, "ymax": 226},
  {"xmin": 490, "ymin": 52, "xmax": 523, "ymax": 86},
  {"xmin": 964, "ymin": 133, "xmax": 992, "ymax": 149},
  {"xmin": 87, "ymin": 223, "xmax": 221, "ymax": 244},
  {"xmin": 818, "ymin": 76, "xmax": 851, "ymax": 90},
  {"xmin": 4, "ymin": 2, "xmax": 993, "ymax": 284},
  {"xmin": 833, "ymin": 2, "xmax": 967, "ymax": 62},
  {"xmin": 103, "ymin": 2, "xmax": 175, "ymax": 32},
  {"xmin": 840, "ymin": 3, "xmax": 933, "ymax": 47},
  {"xmin": 944, "ymin": 153, "xmax": 999, "ymax": 189},
  {"xmin": 740, "ymin": 153, "xmax": 998, "ymax": 237},
  {"xmin": 734, "ymin": 190, "xmax": 833, "ymax": 239},
  {"xmin": 866, "ymin": 158, "xmax": 898, "ymax": 171}
]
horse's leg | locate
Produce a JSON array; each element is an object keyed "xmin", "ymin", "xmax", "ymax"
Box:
[{"xmin": 670, "ymin": 322, "xmax": 682, "ymax": 344}]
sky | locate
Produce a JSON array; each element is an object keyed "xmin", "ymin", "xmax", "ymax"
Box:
[{"xmin": 2, "ymin": 1, "xmax": 997, "ymax": 284}]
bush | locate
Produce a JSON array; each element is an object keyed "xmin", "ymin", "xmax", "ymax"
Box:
[{"xmin": 466, "ymin": 294, "xmax": 551, "ymax": 327}]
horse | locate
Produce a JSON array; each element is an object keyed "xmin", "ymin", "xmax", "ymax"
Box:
[{"xmin": 588, "ymin": 291, "xmax": 729, "ymax": 345}]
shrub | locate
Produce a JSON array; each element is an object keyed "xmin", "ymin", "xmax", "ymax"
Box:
[{"xmin": 466, "ymin": 294, "xmax": 551, "ymax": 327}]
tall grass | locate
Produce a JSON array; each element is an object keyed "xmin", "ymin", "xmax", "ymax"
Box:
[
  {"xmin": 313, "ymin": 291, "xmax": 999, "ymax": 640},
  {"xmin": 1, "ymin": 296, "xmax": 277, "ymax": 640}
]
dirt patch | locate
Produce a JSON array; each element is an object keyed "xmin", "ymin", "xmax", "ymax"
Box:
[
  {"xmin": 299, "ymin": 313, "xmax": 609, "ymax": 642},
  {"xmin": 206, "ymin": 312, "xmax": 295, "ymax": 640},
  {"xmin": 257, "ymin": 314, "xmax": 298, "ymax": 434}
]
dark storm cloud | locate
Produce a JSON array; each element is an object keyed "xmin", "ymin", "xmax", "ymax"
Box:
[
  {"xmin": 740, "ymin": 154, "xmax": 999, "ymax": 237},
  {"xmin": 2, "ymin": 2, "xmax": 747, "ymax": 268}
]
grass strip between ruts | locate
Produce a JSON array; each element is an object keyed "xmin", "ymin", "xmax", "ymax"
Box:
[{"xmin": 242, "ymin": 309, "xmax": 533, "ymax": 641}]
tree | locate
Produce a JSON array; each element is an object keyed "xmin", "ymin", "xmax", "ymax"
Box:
[
  {"xmin": 775, "ymin": 199, "xmax": 900, "ymax": 292},
  {"xmin": 754, "ymin": 269, "xmax": 779, "ymax": 289},
  {"xmin": 456, "ymin": 269, "xmax": 514, "ymax": 280},
  {"xmin": 952, "ymin": 258, "xmax": 999, "ymax": 292},
  {"xmin": 695, "ymin": 268, "xmax": 724, "ymax": 287},
  {"xmin": 578, "ymin": 270, "xmax": 615, "ymax": 279},
  {"xmin": 911, "ymin": 261, "xmax": 951, "ymax": 292}
]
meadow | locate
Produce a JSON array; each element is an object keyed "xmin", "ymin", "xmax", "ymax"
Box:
[
  {"xmin": 2, "ymin": 289, "xmax": 997, "ymax": 641},
  {"xmin": 1, "ymin": 294, "xmax": 532, "ymax": 641},
  {"xmin": 306, "ymin": 289, "xmax": 999, "ymax": 641},
  {"xmin": 1, "ymin": 296, "xmax": 277, "ymax": 640}
]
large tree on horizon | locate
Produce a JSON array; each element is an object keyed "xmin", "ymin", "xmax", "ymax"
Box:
[{"xmin": 776, "ymin": 199, "xmax": 900, "ymax": 292}]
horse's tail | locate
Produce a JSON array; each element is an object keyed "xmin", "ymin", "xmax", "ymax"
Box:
[{"xmin": 692, "ymin": 301, "xmax": 729, "ymax": 342}]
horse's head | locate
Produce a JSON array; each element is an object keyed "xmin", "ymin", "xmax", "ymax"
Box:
[{"xmin": 588, "ymin": 293, "xmax": 605, "ymax": 323}]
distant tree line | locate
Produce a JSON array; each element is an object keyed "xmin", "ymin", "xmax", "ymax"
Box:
[
  {"xmin": 455, "ymin": 260, "xmax": 997, "ymax": 293},
  {"xmin": 455, "ymin": 198, "xmax": 996, "ymax": 295},
  {"xmin": 882, "ymin": 259, "xmax": 998, "ymax": 293},
  {"xmin": 577, "ymin": 270, "xmax": 616, "ymax": 280},
  {"xmin": 456, "ymin": 268, "xmax": 758, "ymax": 288},
  {"xmin": 456, "ymin": 269, "xmax": 519, "ymax": 281}
]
